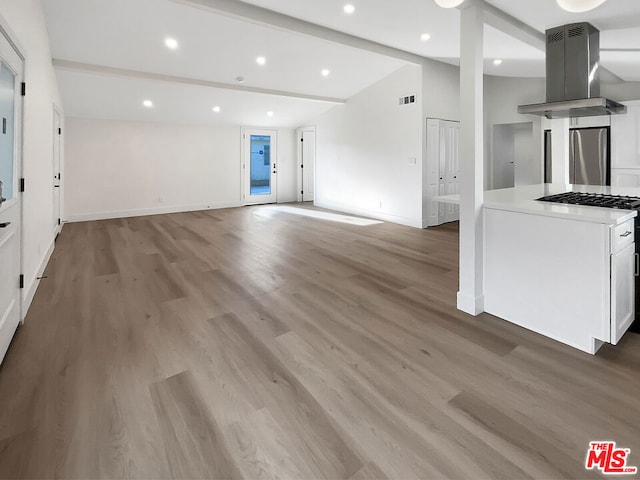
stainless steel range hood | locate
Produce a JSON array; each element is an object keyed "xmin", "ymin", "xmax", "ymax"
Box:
[{"xmin": 518, "ymin": 23, "xmax": 626, "ymax": 119}]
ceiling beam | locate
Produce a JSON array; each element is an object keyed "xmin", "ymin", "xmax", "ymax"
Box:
[
  {"xmin": 171, "ymin": 0, "xmax": 427, "ymax": 65},
  {"xmin": 52, "ymin": 59, "xmax": 346, "ymax": 104},
  {"xmin": 473, "ymin": 0, "xmax": 545, "ymax": 51}
]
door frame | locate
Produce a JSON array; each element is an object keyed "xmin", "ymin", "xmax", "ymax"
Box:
[
  {"xmin": 241, "ymin": 127, "xmax": 278, "ymax": 205},
  {"xmin": 296, "ymin": 126, "xmax": 316, "ymax": 203},
  {"xmin": 0, "ymin": 16, "xmax": 26, "ymax": 322},
  {"xmin": 52, "ymin": 103, "xmax": 63, "ymax": 235}
]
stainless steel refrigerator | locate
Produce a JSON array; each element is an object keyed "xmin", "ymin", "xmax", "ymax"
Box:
[{"xmin": 544, "ymin": 127, "xmax": 610, "ymax": 185}]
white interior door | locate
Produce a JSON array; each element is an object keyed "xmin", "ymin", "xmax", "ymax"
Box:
[
  {"xmin": 425, "ymin": 119, "xmax": 441, "ymax": 226},
  {"xmin": 298, "ymin": 127, "xmax": 315, "ymax": 202},
  {"xmin": 53, "ymin": 108, "xmax": 61, "ymax": 234},
  {"xmin": 0, "ymin": 32, "xmax": 24, "ymax": 365},
  {"xmin": 243, "ymin": 128, "xmax": 277, "ymax": 204},
  {"xmin": 443, "ymin": 120, "xmax": 460, "ymax": 223}
]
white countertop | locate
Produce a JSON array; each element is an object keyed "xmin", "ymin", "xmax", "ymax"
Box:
[{"xmin": 433, "ymin": 184, "xmax": 639, "ymax": 225}]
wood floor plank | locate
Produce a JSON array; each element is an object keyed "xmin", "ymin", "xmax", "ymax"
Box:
[{"xmin": 149, "ymin": 371, "xmax": 243, "ymax": 480}]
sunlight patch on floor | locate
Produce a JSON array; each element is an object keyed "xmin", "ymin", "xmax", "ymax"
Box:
[{"xmin": 257, "ymin": 205, "xmax": 383, "ymax": 226}]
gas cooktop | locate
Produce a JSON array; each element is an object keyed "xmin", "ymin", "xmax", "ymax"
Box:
[{"xmin": 536, "ymin": 192, "xmax": 640, "ymax": 210}]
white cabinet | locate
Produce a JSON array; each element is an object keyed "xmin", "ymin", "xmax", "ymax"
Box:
[
  {"xmin": 610, "ymin": 219, "xmax": 636, "ymax": 345},
  {"xmin": 611, "ymin": 101, "xmax": 640, "ymax": 169},
  {"xmin": 484, "ymin": 208, "xmax": 636, "ymax": 354},
  {"xmin": 612, "ymin": 168, "xmax": 640, "ymax": 187},
  {"xmin": 425, "ymin": 118, "xmax": 460, "ymax": 227}
]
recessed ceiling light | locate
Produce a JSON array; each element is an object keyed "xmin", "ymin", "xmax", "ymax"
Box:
[
  {"xmin": 267, "ymin": 111, "xmax": 274, "ymax": 117},
  {"xmin": 433, "ymin": 0, "xmax": 464, "ymax": 7},
  {"xmin": 256, "ymin": 56, "xmax": 266, "ymax": 66},
  {"xmin": 343, "ymin": 4, "xmax": 355, "ymax": 14},
  {"xmin": 556, "ymin": 0, "xmax": 607, "ymax": 12},
  {"xmin": 143, "ymin": 100, "xmax": 153, "ymax": 108},
  {"xmin": 420, "ymin": 33, "xmax": 431, "ymax": 42},
  {"xmin": 165, "ymin": 38, "xmax": 178, "ymax": 50},
  {"xmin": 321, "ymin": 69, "xmax": 330, "ymax": 77},
  {"xmin": 212, "ymin": 106, "xmax": 221, "ymax": 113},
  {"xmin": 493, "ymin": 59, "xmax": 503, "ymax": 66}
]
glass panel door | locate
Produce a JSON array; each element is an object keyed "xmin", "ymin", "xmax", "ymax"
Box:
[
  {"xmin": 243, "ymin": 129, "xmax": 277, "ymax": 204},
  {"xmin": 0, "ymin": 61, "xmax": 15, "ymax": 204}
]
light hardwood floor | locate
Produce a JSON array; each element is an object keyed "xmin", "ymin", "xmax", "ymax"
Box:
[{"xmin": 0, "ymin": 203, "xmax": 639, "ymax": 479}]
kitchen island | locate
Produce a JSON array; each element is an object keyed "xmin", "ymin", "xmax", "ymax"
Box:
[{"xmin": 435, "ymin": 184, "xmax": 638, "ymax": 354}]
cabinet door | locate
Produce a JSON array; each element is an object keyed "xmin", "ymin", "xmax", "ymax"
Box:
[
  {"xmin": 611, "ymin": 242, "xmax": 636, "ymax": 345},
  {"xmin": 611, "ymin": 104, "xmax": 640, "ymax": 169}
]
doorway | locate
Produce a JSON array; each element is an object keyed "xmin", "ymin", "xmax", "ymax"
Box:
[
  {"xmin": 297, "ymin": 126, "xmax": 316, "ymax": 202},
  {"xmin": 53, "ymin": 107, "xmax": 62, "ymax": 234},
  {"xmin": 492, "ymin": 122, "xmax": 534, "ymax": 189},
  {"xmin": 0, "ymin": 29, "xmax": 24, "ymax": 365},
  {"xmin": 242, "ymin": 128, "xmax": 277, "ymax": 204}
]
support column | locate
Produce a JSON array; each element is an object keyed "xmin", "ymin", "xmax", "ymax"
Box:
[
  {"xmin": 457, "ymin": 2, "xmax": 485, "ymax": 316},
  {"xmin": 551, "ymin": 118, "xmax": 570, "ymax": 184}
]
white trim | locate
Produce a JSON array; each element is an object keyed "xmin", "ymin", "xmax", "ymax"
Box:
[
  {"xmin": 0, "ymin": 12, "xmax": 26, "ymax": 61},
  {"xmin": 21, "ymin": 238, "xmax": 55, "ymax": 323},
  {"xmin": 241, "ymin": 127, "xmax": 278, "ymax": 205},
  {"xmin": 314, "ymin": 199, "xmax": 422, "ymax": 228},
  {"xmin": 456, "ymin": 291, "xmax": 485, "ymax": 316},
  {"xmin": 65, "ymin": 201, "xmax": 243, "ymax": 223},
  {"xmin": 0, "ymin": 229, "xmax": 15, "ymax": 250},
  {"xmin": 296, "ymin": 126, "xmax": 316, "ymax": 203}
]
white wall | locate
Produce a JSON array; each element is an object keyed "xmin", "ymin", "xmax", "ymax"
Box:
[
  {"xmin": 0, "ymin": 0, "xmax": 64, "ymax": 313},
  {"xmin": 422, "ymin": 59, "xmax": 461, "ymax": 226},
  {"xmin": 484, "ymin": 75, "xmax": 545, "ymax": 189},
  {"xmin": 64, "ymin": 118, "xmax": 296, "ymax": 221},
  {"xmin": 313, "ymin": 64, "xmax": 423, "ymax": 227}
]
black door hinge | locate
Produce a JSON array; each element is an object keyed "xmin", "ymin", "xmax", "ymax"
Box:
[
  {"xmin": 19, "ymin": 178, "xmax": 25, "ymax": 192},
  {"xmin": 301, "ymin": 138, "xmax": 303, "ymax": 142},
  {"xmin": 19, "ymin": 274, "xmax": 24, "ymax": 289},
  {"xmin": 301, "ymin": 190, "xmax": 304, "ymax": 195},
  {"xmin": 58, "ymin": 127, "xmax": 62, "ymax": 135},
  {"xmin": 301, "ymin": 164, "xmax": 304, "ymax": 168},
  {"xmin": 21, "ymin": 82, "xmax": 26, "ymax": 96},
  {"xmin": 58, "ymin": 218, "xmax": 61, "ymax": 225}
]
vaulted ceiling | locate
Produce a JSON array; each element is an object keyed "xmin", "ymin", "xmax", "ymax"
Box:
[{"xmin": 42, "ymin": 0, "xmax": 640, "ymax": 127}]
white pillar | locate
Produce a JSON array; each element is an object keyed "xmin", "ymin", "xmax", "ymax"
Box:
[
  {"xmin": 457, "ymin": 2, "xmax": 485, "ymax": 316},
  {"xmin": 551, "ymin": 118, "xmax": 570, "ymax": 185}
]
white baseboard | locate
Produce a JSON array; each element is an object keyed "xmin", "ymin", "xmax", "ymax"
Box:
[
  {"xmin": 457, "ymin": 291, "xmax": 485, "ymax": 316},
  {"xmin": 22, "ymin": 236, "xmax": 56, "ymax": 322},
  {"xmin": 64, "ymin": 201, "xmax": 243, "ymax": 223},
  {"xmin": 314, "ymin": 200, "xmax": 423, "ymax": 228}
]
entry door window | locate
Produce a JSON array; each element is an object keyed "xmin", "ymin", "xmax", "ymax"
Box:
[
  {"xmin": 250, "ymin": 135, "xmax": 272, "ymax": 195},
  {"xmin": 0, "ymin": 62, "xmax": 15, "ymax": 203},
  {"xmin": 243, "ymin": 128, "xmax": 277, "ymax": 204}
]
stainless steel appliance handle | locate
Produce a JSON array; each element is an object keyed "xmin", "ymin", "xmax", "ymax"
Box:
[{"xmin": 636, "ymin": 253, "xmax": 640, "ymax": 277}]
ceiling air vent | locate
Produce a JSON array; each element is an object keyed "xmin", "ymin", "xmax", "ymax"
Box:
[{"xmin": 548, "ymin": 30, "xmax": 564, "ymax": 43}]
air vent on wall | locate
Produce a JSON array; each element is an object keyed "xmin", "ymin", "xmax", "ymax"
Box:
[{"xmin": 399, "ymin": 95, "xmax": 416, "ymax": 106}]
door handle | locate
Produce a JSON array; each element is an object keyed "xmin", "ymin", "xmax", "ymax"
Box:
[
  {"xmin": 636, "ymin": 253, "xmax": 639, "ymax": 277},
  {"xmin": 620, "ymin": 231, "xmax": 632, "ymax": 238},
  {"xmin": 0, "ymin": 222, "xmax": 11, "ymax": 228}
]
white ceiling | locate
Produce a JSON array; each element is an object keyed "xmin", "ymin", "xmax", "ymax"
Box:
[{"xmin": 42, "ymin": 0, "xmax": 640, "ymax": 127}]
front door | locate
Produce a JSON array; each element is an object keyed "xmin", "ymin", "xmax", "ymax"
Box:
[
  {"xmin": 243, "ymin": 129, "xmax": 277, "ymax": 204},
  {"xmin": 0, "ymin": 31, "xmax": 24, "ymax": 365}
]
